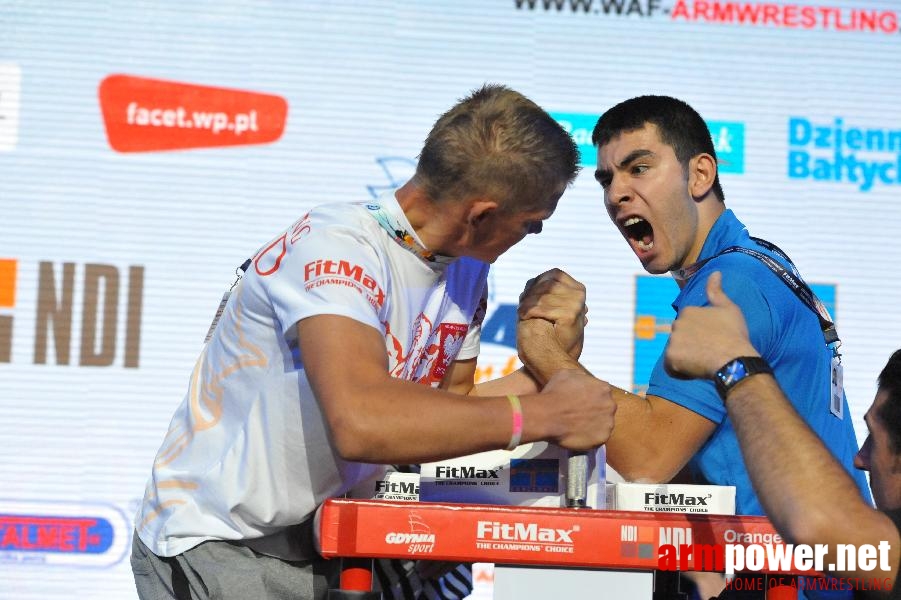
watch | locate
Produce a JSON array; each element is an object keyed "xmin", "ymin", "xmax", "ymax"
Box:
[{"xmin": 714, "ymin": 356, "xmax": 773, "ymax": 399}]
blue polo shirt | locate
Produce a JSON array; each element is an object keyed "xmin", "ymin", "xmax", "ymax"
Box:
[{"xmin": 647, "ymin": 209, "xmax": 871, "ymax": 516}]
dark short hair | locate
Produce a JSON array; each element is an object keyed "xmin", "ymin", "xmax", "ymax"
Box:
[
  {"xmin": 416, "ymin": 84, "xmax": 580, "ymax": 213},
  {"xmin": 591, "ymin": 95, "xmax": 725, "ymax": 202},
  {"xmin": 877, "ymin": 348, "xmax": 901, "ymax": 454}
]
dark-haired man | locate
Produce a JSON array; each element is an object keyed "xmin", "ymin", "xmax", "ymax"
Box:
[
  {"xmin": 520, "ymin": 95, "xmax": 870, "ymax": 599},
  {"xmin": 585, "ymin": 94, "xmax": 869, "ymax": 511}
]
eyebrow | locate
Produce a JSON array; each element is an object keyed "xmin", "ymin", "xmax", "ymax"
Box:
[{"xmin": 594, "ymin": 149, "xmax": 656, "ymax": 182}]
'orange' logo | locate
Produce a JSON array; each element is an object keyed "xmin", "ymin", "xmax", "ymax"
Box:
[{"xmin": 99, "ymin": 74, "xmax": 288, "ymax": 152}]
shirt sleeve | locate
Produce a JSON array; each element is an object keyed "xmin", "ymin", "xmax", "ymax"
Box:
[
  {"xmin": 455, "ymin": 279, "xmax": 488, "ymax": 361},
  {"xmin": 647, "ymin": 261, "xmax": 776, "ymax": 424},
  {"xmin": 251, "ymin": 223, "xmax": 387, "ymax": 337}
]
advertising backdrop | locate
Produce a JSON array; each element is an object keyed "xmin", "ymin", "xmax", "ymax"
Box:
[{"xmin": 2, "ymin": 1, "xmax": 901, "ymax": 598}]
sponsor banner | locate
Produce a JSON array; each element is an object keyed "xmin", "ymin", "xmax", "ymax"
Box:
[
  {"xmin": 0, "ymin": 500, "xmax": 131, "ymax": 568},
  {"xmin": 420, "ymin": 443, "xmax": 606, "ymax": 509},
  {"xmin": 513, "ymin": 0, "xmax": 900, "ymax": 35},
  {"xmin": 633, "ymin": 275, "xmax": 679, "ymax": 395},
  {"xmin": 551, "ymin": 112, "xmax": 744, "ymax": 172},
  {"xmin": 609, "ymin": 482, "xmax": 736, "ymax": 515},
  {"xmin": 0, "ymin": 259, "xmax": 145, "ymax": 368},
  {"xmin": 382, "ymin": 511, "xmax": 436, "ymax": 555},
  {"xmin": 788, "ymin": 116, "xmax": 901, "ymax": 192},
  {"xmin": 99, "ymin": 74, "xmax": 288, "ymax": 152},
  {"xmin": 551, "ymin": 112, "xmax": 598, "ymax": 167},
  {"xmin": 708, "ymin": 121, "xmax": 745, "ymax": 174},
  {"xmin": 319, "ymin": 498, "xmax": 808, "ymax": 573},
  {"xmin": 0, "ymin": 63, "xmax": 21, "ymax": 152},
  {"xmin": 372, "ymin": 473, "xmax": 420, "ymax": 502},
  {"xmin": 349, "ymin": 470, "xmax": 421, "ymax": 502},
  {"xmin": 0, "ymin": 258, "xmax": 16, "ymax": 362}
]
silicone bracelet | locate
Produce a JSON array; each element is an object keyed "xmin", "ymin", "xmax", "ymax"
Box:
[{"xmin": 505, "ymin": 394, "xmax": 523, "ymax": 451}]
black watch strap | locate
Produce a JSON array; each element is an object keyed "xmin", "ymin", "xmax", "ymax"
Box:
[{"xmin": 714, "ymin": 356, "xmax": 773, "ymax": 399}]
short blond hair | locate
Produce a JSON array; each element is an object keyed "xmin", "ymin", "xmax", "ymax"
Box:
[{"xmin": 415, "ymin": 84, "xmax": 580, "ymax": 212}]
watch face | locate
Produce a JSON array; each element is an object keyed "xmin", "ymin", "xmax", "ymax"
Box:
[
  {"xmin": 720, "ymin": 360, "xmax": 748, "ymax": 386},
  {"xmin": 716, "ymin": 357, "xmax": 772, "ymax": 399}
]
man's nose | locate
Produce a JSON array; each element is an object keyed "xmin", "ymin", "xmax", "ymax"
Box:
[{"xmin": 607, "ymin": 175, "xmax": 631, "ymax": 206}]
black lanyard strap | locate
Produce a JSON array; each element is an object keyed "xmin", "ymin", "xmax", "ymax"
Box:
[{"xmin": 717, "ymin": 237, "xmax": 839, "ymax": 347}]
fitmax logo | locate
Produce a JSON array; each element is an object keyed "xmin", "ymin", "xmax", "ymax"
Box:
[
  {"xmin": 303, "ymin": 259, "xmax": 386, "ymax": 308},
  {"xmin": 435, "ymin": 466, "xmax": 500, "ymax": 479},
  {"xmin": 476, "ymin": 521, "xmax": 577, "ymax": 544},
  {"xmin": 375, "ymin": 480, "xmax": 419, "ymax": 495},
  {"xmin": 0, "ymin": 259, "xmax": 143, "ymax": 367},
  {"xmin": 645, "ymin": 493, "xmax": 712, "ymax": 507}
]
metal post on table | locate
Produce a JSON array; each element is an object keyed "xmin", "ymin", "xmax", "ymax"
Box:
[{"xmin": 565, "ymin": 451, "xmax": 588, "ymax": 508}]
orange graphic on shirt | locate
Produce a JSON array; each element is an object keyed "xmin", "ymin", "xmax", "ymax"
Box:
[
  {"xmin": 154, "ymin": 284, "xmax": 266, "ymax": 469},
  {"xmin": 144, "ymin": 284, "xmax": 267, "ymax": 529},
  {"xmin": 255, "ymin": 233, "xmax": 288, "ymax": 276}
]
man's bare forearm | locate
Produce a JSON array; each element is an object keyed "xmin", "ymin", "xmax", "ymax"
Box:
[
  {"xmin": 604, "ymin": 388, "xmax": 715, "ymax": 483},
  {"xmin": 725, "ymin": 374, "xmax": 899, "ymax": 580},
  {"xmin": 517, "ymin": 318, "xmax": 590, "ymax": 386}
]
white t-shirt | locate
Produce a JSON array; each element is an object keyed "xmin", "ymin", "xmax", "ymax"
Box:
[{"xmin": 136, "ymin": 194, "xmax": 489, "ymax": 558}]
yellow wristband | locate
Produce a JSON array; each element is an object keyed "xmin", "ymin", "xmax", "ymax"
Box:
[{"xmin": 506, "ymin": 394, "xmax": 523, "ymax": 451}]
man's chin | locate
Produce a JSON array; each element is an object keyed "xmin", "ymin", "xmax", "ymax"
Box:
[{"xmin": 638, "ymin": 256, "xmax": 669, "ymax": 275}]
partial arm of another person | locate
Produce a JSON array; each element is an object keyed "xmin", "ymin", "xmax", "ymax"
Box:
[
  {"xmin": 298, "ymin": 314, "xmax": 615, "ymax": 465},
  {"xmin": 665, "ymin": 271, "xmax": 900, "ymax": 583}
]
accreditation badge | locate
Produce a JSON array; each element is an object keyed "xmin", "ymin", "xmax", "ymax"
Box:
[{"xmin": 830, "ymin": 353, "xmax": 844, "ymax": 420}]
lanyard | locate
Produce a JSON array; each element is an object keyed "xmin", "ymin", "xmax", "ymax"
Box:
[
  {"xmin": 366, "ymin": 202, "xmax": 434, "ymax": 262},
  {"xmin": 365, "ymin": 202, "xmax": 455, "ymax": 265},
  {"xmin": 674, "ymin": 237, "xmax": 840, "ymax": 349}
]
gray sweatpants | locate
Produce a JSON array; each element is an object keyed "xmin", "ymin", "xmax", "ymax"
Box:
[{"xmin": 130, "ymin": 533, "xmax": 339, "ymax": 600}]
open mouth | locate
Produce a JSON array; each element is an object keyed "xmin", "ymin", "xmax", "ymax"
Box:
[{"xmin": 624, "ymin": 217, "xmax": 654, "ymax": 251}]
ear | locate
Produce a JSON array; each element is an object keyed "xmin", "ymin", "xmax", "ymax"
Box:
[
  {"xmin": 688, "ymin": 153, "xmax": 717, "ymax": 200},
  {"xmin": 466, "ymin": 198, "xmax": 500, "ymax": 227}
]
